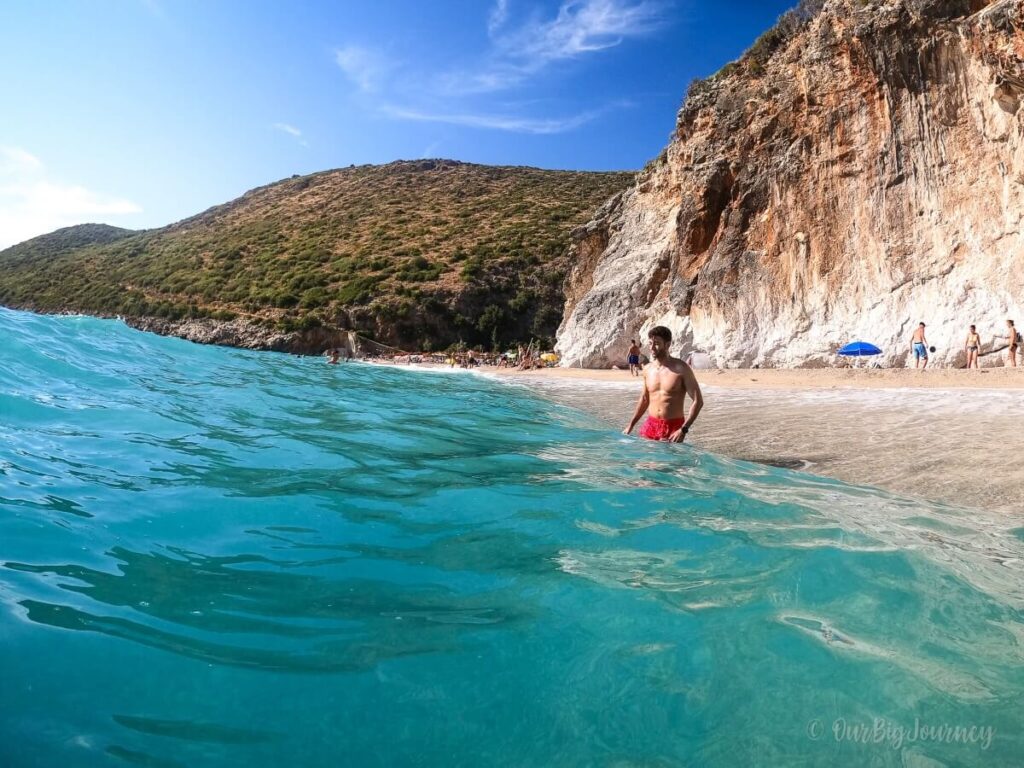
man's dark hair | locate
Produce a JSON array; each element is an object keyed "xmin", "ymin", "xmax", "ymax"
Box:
[
  {"xmin": 648, "ymin": 326, "xmax": 672, "ymax": 343},
  {"xmin": 919, "ymin": 322, "xmax": 926, "ymax": 327}
]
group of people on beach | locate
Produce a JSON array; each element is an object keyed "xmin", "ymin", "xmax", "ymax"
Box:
[
  {"xmin": 617, "ymin": 316, "xmax": 1023, "ymax": 446},
  {"xmin": 911, "ymin": 319, "xmax": 1020, "ymax": 369},
  {"xmin": 440, "ymin": 344, "xmax": 553, "ymax": 369},
  {"xmin": 326, "ymin": 344, "xmax": 557, "ymax": 370}
]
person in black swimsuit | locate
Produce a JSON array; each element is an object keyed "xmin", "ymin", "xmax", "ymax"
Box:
[{"xmin": 964, "ymin": 325, "xmax": 981, "ymax": 369}]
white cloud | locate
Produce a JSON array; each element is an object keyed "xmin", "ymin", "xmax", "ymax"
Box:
[
  {"xmin": 442, "ymin": 0, "xmax": 666, "ymax": 95},
  {"xmin": 435, "ymin": 67, "xmax": 525, "ymax": 96},
  {"xmin": 488, "ymin": 0, "xmax": 510, "ymax": 36},
  {"xmin": 272, "ymin": 122, "xmax": 309, "ymax": 146},
  {"xmin": 333, "ymin": 1, "xmax": 662, "ymax": 135},
  {"xmin": 335, "ymin": 45, "xmax": 393, "ymax": 93},
  {"xmin": 273, "ymin": 122, "xmax": 302, "ymax": 138},
  {"xmin": 0, "ymin": 146, "xmax": 43, "ymax": 174},
  {"xmin": 0, "ymin": 146, "xmax": 141, "ymax": 250},
  {"xmin": 381, "ymin": 105, "xmax": 601, "ymax": 134},
  {"xmin": 504, "ymin": 0, "xmax": 664, "ymax": 64}
]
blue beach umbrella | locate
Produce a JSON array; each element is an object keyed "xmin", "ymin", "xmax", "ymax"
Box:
[{"xmin": 837, "ymin": 341, "xmax": 882, "ymax": 357}]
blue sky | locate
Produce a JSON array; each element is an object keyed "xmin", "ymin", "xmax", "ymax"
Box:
[{"xmin": 0, "ymin": 0, "xmax": 794, "ymax": 248}]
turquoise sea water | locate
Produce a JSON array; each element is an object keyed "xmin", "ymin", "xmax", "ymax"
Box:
[{"xmin": 2, "ymin": 307, "xmax": 1022, "ymax": 767}]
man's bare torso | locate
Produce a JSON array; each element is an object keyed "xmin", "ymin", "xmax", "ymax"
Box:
[
  {"xmin": 644, "ymin": 357, "xmax": 690, "ymax": 419},
  {"xmin": 912, "ymin": 328, "xmax": 926, "ymax": 343}
]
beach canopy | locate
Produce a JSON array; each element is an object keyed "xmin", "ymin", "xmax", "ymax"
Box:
[{"xmin": 837, "ymin": 341, "xmax": 882, "ymax": 357}]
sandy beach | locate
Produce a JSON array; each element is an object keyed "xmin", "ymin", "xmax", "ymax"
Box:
[
  {"xmin": 492, "ymin": 365, "xmax": 1024, "ymax": 390},
  {"xmin": 369, "ymin": 360, "xmax": 1024, "ymax": 513},
  {"xmin": 464, "ymin": 364, "xmax": 1024, "ymax": 516}
]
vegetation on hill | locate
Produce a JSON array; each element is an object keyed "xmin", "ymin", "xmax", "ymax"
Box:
[
  {"xmin": 0, "ymin": 160, "xmax": 632, "ymax": 350},
  {"xmin": 687, "ymin": 0, "xmax": 826, "ymax": 95},
  {"xmin": 0, "ymin": 223, "xmax": 134, "ymax": 268}
]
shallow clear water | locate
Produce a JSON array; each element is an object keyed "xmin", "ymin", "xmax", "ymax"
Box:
[
  {"xmin": 2, "ymin": 307, "xmax": 1022, "ymax": 767},
  {"xmin": 514, "ymin": 375, "xmax": 1024, "ymax": 515}
]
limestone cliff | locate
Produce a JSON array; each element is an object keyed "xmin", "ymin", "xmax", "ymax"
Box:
[{"xmin": 557, "ymin": 0, "xmax": 1023, "ymax": 368}]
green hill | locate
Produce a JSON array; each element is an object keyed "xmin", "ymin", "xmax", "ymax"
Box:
[
  {"xmin": 0, "ymin": 160, "xmax": 632, "ymax": 350},
  {"xmin": 0, "ymin": 223, "xmax": 135, "ymax": 267}
]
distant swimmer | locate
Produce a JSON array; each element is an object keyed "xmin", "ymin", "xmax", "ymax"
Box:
[
  {"xmin": 964, "ymin": 325, "xmax": 981, "ymax": 369},
  {"xmin": 627, "ymin": 339, "xmax": 641, "ymax": 376},
  {"xmin": 911, "ymin": 322, "xmax": 929, "ymax": 369},
  {"xmin": 623, "ymin": 326, "xmax": 703, "ymax": 443},
  {"xmin": 327, "ymin": 348, "xmax": 340, "ymax": 365}
]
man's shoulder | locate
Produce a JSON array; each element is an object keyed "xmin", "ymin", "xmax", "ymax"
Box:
[{"xmin": 666, "ymin": 356, "xmax": 691, "ymax": 373}]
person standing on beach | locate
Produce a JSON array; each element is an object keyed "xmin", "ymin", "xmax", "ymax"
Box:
[
  {"xmin": 627, "ymin": 340, "xmax": 641, "ymax": 376},
  {"xmin": 1008, "ymin": 320, "xmax": 1019, "ymax": 368},
  {"xmin": 964, "ymin": 325, "xmax": 981, "ymax": 369},
  {"xmin": 911, "ymin": 323, "xmax": 929, "ymax": 369},
  {"xmin": 623, "ymin": 326, "xmax": 703, "ymax": 443}
]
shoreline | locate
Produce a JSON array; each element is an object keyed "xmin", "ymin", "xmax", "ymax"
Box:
[
  {"xmin": 377, "ymin": 361, "xmax": 1024, "ymax": 515},
  {"xmin": 10, "ymin": 307, "xmax": 1023, "ymax": 391},
  {"xmin": 489, "ymin": 365, "xmax": 1024, "ymax": 390}
]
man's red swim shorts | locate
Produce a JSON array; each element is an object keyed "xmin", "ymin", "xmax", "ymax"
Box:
[{"xmin": 639, "ymin": 416, "xmax": 686, "ymax": 441}]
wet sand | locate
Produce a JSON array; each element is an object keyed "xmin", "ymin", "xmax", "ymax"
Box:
[
  {"xmin": 485, "ymin": 366, "xmax": 1024, "ymax": 516},
  {"xmin": 493, "ymin": 366, "xmax": 1024, "ymax": 390}
]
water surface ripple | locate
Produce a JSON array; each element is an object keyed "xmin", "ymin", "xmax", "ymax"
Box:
[{"xmin": 1, "ymin": 308, "xmax": 1021, "ymax": 767}]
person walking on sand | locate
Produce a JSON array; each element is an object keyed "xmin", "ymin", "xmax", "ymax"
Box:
[
  {"xmin": 1008, "ymin": 320, "xmax": 1020, "ymax": 368},
  {"xmin": 627, "ymin": 340, "xmax": 641, "ymax": 376},
  {"xmin": 623, "ymin": 326, "xmax": 703, "ymax": 443},
  {"xmin": 911, "ymin": 323, "xmax": 929, "ymax": 369},
  {"xmin": 964, "ymin": 325, "xmax": 981, "ymax": 369}
]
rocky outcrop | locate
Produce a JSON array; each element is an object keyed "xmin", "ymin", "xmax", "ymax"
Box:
[
  {"xmin": 557, "ymin": 0, "xmax": 1024, "ymax": 368},
  {"xmin": 125, "ymin": 317, "xmax": 352, "ymax": 355}
]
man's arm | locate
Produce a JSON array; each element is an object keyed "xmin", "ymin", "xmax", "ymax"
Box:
[
  {"xmin": 669, "ymin": 366, "xmax": 703, "ymax": 443},
  {"xmin": 623, "ymin": 378, "xmax": 650, "ymax": 434}
]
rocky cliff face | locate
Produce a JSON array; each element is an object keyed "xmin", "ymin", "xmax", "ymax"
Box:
[{"xmin": 557, "ymin": 0, "xmax": 1023, "ymax": 368}]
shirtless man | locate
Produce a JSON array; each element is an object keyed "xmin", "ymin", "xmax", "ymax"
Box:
[
  {"xmin": 627, "ymin": 340, "xmax": 641, "ymax": 376},
  {"xmin": 622, "ymin": 326, "xmax": 703, "ymax": 442},
  {"xmin": 964, "ymin": 325, "xmax": 981, "ymax": 369},
  {"xmin": 910, "ymin": 322, "xmax": 929, "ymax": 369}
]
